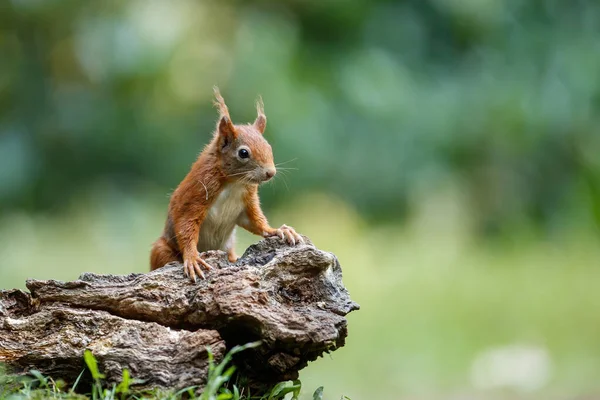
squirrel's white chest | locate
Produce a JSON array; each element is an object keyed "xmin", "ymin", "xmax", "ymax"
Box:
[
  {"xmin": 208, "ymin": 185, "xmax": 246, "ymax": 221},
  {"xmin": 198, "ymin": 184, "xmax": 246, "ymax": 251}
]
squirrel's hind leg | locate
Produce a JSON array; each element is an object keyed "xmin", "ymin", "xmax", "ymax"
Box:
[
  {"xmin": 150, "ymin": 237, "xmax": 181, "ymax": 270},
  {"xmin": 227, "ymin": 248, "xmax": 238, "ymax": 263},
  {"xmin": 225, "ymin": 230, "xmax": 238, "ymax": 263}
]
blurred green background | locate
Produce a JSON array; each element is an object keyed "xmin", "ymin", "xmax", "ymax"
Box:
[{"xmin": 1, "ymin": 0, "xmax": 600, "ymax": 398}]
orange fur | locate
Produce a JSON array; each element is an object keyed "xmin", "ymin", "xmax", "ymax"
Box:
[
  {"xmin": 150, "ymin": 151, "xmax": 225, "ymax": 271},
  {"xmin": 150, "ymin": 88, "xmax": 301, "ymax": 279},
  {"xmin": 213, "ymin": 86, "xmax": 231, "ymax": 119},
  {"xmin": 239, "ymin": 185, "xmax": 273, "ymax": 236},
  {"xmin": 150, "ymin": 236, "xmax": 180, "ymax": 269}
]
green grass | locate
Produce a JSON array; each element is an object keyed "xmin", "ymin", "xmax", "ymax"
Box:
[
  {"xmin": 1, "ymin": 191, "xmax": 600, "ymax": 399},
  {"xmin": 0, "ymin": 343, "xmax": 330, "ymax": 400}
]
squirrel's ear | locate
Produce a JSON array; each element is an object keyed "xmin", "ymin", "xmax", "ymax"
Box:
[
  {"xmin": 217, "ymin": 115, "xmax": 236, "ymax": 145},
  {"xmin": 213, "ymin": 86, "xmax": 236, "ymax": 145},
  {"xmin": 254, "ymin": 96, "xmax": 267, "ymax": 134}
]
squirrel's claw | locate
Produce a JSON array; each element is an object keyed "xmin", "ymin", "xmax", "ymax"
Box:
[
  {"xmin": 183, "ymin": 253, "xmax": 213, "ymax": 282},
  {"xmin": 284, "ymin": 229, "xmax": 295, "ymax": 245},
  {"xmin": 183, "ymin": 259, "xmax": 196, "ymax": 282},
  {"xmin": 269, "ymin": 224, "xmax": 303, "ymax": 246},
  {"xmin": 192, "ymin": 261, "xmax": 206, "ymax": 281},
  {"xmin": 197, "ymin": 255, "xmax": 213, "ymax": 271},
  {"xmin": 293, "ymin": 231, "xmax": 304, "ymax": 245}
]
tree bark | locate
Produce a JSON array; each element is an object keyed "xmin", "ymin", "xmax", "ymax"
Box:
[{"xmin": 0, "ymin": 237, "xmax": 359, "ymax": 391}]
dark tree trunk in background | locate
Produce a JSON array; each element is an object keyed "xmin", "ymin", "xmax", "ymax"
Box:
[{"xmin": 0, "ymin": 237, "xmax": 359, "ymax": 391}]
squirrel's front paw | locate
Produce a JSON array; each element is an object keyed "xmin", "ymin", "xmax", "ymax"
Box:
[
  {"xmin": 264, "ymin": 224, "xmax": 304, "ymax": 246},
  {"xmin": 183, "ymin": 252, "xmax": 213, "ymax": 282}
]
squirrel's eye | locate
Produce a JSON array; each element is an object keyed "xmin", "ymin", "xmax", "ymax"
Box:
[{"xmin": 238, "ymin": 148, "xmax": 250, "ymax": 159}]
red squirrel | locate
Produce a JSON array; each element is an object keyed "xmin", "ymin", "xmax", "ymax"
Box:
[{"xmin": 150, "ymin": 87, "xmax": 303, "ymax": 281}]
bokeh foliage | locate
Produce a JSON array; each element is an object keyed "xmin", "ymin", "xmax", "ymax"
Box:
[
  {"xmin": 2, "ymin": 0, "xmax": 599, "ymax": 235},
  {"xmin": 2, "ymin": 2, "xmax": 600, "ymax": 398}
]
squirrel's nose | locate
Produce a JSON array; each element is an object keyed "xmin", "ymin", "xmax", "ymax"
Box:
[{"xmin": 265, "ymin": 168, "xmax": 276, "ymax": 180}]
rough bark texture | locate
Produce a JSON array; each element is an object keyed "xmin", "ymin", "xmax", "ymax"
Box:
[{"xmin": 0, "ymin": 237, "xmax": 359, "ymax": 391}]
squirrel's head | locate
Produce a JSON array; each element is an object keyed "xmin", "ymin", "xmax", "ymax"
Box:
[{"xmin": 212, "ymin": 87, "xmax": 276, "ymax": 184}]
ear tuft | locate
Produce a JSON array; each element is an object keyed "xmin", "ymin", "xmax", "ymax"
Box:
[
  {"xmin": 254, "ymin": 95, "xmax": 267, "ymax": 134},
  {"xmin": 213, "ymin": 86, "xmax": 236, "ymax": 144},
  {"xmin": 213, "ymin": 86, "xmax": 231, "ymax": 120}
]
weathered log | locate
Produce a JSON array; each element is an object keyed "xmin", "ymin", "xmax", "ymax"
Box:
[
  {"xmin": 0, "ymin": 237, "xmax": 359, "ymax": 391},
  {"xmin": 0, "ymin": 288, "xmax": 224, "ymax": 389}
]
